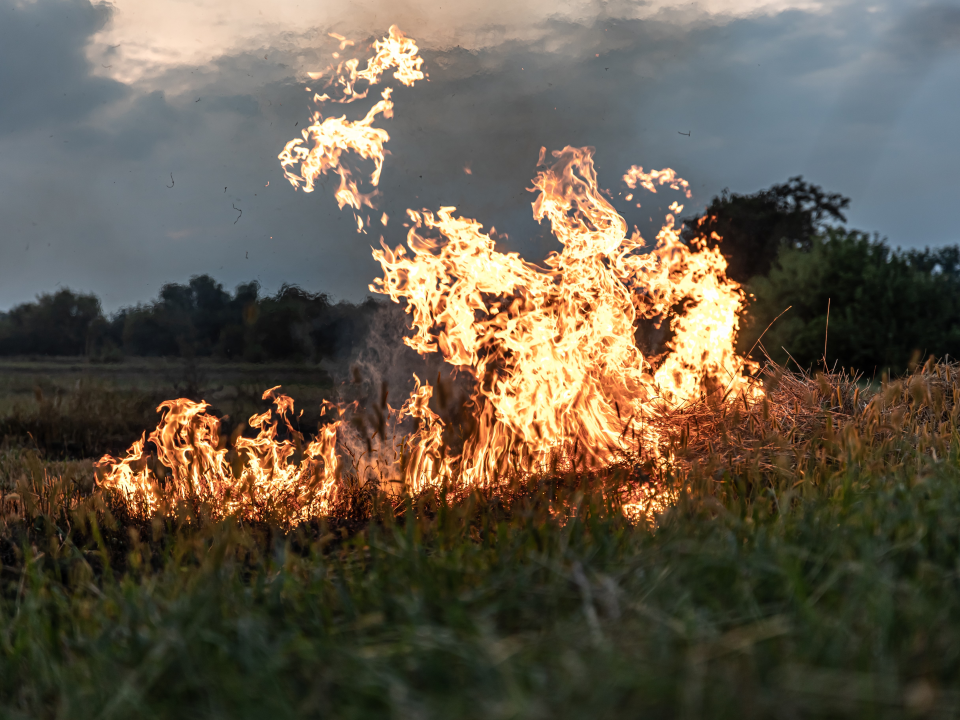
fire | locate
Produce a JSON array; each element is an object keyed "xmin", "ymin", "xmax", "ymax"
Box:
[
  {"xmin": 278, "ymin": 25, "xmax": 425, "ymax": 227},
  {"xmin": 96, "ymin": 25, "xmax": 761, "ymax": 523},
  {"xmin": 372, "ymin": 145, "xmax": 756, "ymax": 489},
  {"xmin": 96, "ymin": 388, "xmax": 341, "ymax": 521},
  {"xmin": 622, "ymin": 165, "xmax": 692, "ymax": 198}
]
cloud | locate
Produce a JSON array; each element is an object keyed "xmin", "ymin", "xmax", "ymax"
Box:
[
  {"xmin": 90, "ymin": 0, "xmax": 832, "ymax": 86},
  {"xmin": 806, "ymin": 3, "xmax": 960, "ymax": 198},
  {"xmin": 0, "ymin": 0, "xmax": 126, "ymax": 133},
  {"xmin": 0, "ymin": 0, "xmax": 957, "ymax": 313}
]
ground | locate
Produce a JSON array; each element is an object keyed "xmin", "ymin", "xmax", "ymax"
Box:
[{"xmin": 1, "ymin": 356, "xmax": 959, "ymax": 718}]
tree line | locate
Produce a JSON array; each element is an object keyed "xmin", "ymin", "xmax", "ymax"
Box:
[
  {"xmin": 681, "ymin": 178, "xmax": 960, "ymax": 375},
  {"xmin": 2, "ymin": 180, "xmax": 959, "ymax": 374},
  {"xmin": 0, "ymin": 277, "xmax": 382, "ymax": 363}
]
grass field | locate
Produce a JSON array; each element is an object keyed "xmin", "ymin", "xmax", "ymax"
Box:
[
  {"xmin": 2, "ymin": 357, "xmax": 960, "ymax": 718},
  {"xmin": 0, "ymin": 357, "xmax": 336, "ymax": 459}
]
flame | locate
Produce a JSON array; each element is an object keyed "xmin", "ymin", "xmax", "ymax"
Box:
[
  {"xmin": 623, "ymin": 165, "xmax": 692, "ymax": 198},
  {"xmin": 328, "ymin": 32, "xmax": 355, "ymax": 51},
  {"xmin": 372, "ymin": 146, "xmax": 757, "ymax": 488},
  {"xmin": 98, "ymin": 25, "xmax": 761, "ymax": 523},
  {"xmin": 96, "ymin": 388, "xmax": 340, "ymax": 521},
  {"xmin": 277, "ymin": 26, "xmax": 425, "ymax": 227}
]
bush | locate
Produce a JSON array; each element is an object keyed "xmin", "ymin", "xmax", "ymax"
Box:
[{"xmin": 740, "ymin": 229, "xmax": 960, "ymax": 374}]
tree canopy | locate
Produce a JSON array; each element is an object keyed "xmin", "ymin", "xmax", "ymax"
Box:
[
  {"xmin": 682, "ymin": 176, "xmax": 850, "ymax": 283},
  {"xmin": 0, "ymin": 276, "xmax": 383, "ymax": 363}
]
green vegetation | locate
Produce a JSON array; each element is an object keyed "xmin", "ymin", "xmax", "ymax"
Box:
[
  {"xmin": 740, "ymin": 230, "xmax": 960, "ymax": 373},
  {"xmin": 3, "ymin": 179, "xmax": 960, "ymax": 716},
  {"xmin": 683, "ymin": 180, "xmax": 960, "ymax": 375},
  {"xmin": 3, "ymin": 361, "xmax": 960, "ymax": 717},
  {"xmin": 0, "ymin": 276, "xmax": 382, "ymax": 362}
]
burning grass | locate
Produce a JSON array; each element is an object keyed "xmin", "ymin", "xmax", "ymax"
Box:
[
  {"xmin": 4, "ymin": 362, "xmax": 960, "ymax": 716},
  {"xmin": 4, "ymin": 23, "xmax": 958, "ymax": 716}
]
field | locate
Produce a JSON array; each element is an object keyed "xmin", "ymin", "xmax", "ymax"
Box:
[
  {"xmin": 0, "ymin": 357, "xmax": 336, "ymax": 459},
  {"xmin": 3, "ymin": 356, "xmax": 960, "ymax": 718}
]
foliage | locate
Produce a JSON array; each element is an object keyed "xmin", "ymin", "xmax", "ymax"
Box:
[
  {"xmin": 740, "ymin": 229, "xmax": 960, "ymax": 374},
  {"xmin": 0, "ymin": 289, "xmax": 102, "ymax": 356},
  {"xmin": 0, "ymin": 276, "xmax": 384, "ymax": 363},
  {"xmin": 682, "ymin": 176, "xmax": 850, "ymax": 283}
]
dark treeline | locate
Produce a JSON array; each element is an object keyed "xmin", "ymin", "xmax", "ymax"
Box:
[
  {"xmin": 0, "ymin": 276, "xmax": 383, "ymax": 363},
  {"xmin": 4, "ymin": 180, "xmax": 960, "ymax": 375},
  {"xmin": 682, "ymin": 179, "xmax": 960, "ymax": 375}
]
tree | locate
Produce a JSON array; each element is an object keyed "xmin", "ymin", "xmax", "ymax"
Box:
[
  {"xmin": 740, "ymin": 229, "xmax": 960, "ymax": 374},
  {"xmin": 0, "ymin": 289, "xmax": 103, "ymax": 356},
  {"xmin": 0, "ymin": 276, "xmax": 387, "ymax": 363},
  {"xmin": 682, "ymin": 177, "xmax": 850, "ymax": 283}
]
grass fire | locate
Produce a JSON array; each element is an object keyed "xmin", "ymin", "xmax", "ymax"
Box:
[
  {"xmin": 95, "ymin": 27, "xmax": 760, "ymax": 524},
  {"xmin": 4, "ymin": 16, "xmax": 960, "ymax": 720}
]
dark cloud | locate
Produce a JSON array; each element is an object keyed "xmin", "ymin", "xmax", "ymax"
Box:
[
  {"xmin": 0, "ymin": 0, "xmax": 126, "ymax": 133},
  {"xmin": 891, "ymin": 4, "xmax": 960, "ymax": 59},
  {"xmin": 807, "ymin": 3, "xmax": 960, "ymax": 199},
  {"xmin": 0, "ymin": 1, "xmax": 958, "ymax": 312}
]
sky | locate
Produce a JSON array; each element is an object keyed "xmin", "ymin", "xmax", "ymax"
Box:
[{"xmin": 0, "ymin": 0, "xmax": 958, "ymax": 311}]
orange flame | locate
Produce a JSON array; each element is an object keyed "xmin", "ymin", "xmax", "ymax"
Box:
[
  {"xmin": 96, "ymin": 388, "xmax": 340, "ymax": 521},
  {"xmin": 277, "ymin": 26, "xmax": 425, "ymax": 227},
  {"xmin": 98, "ymin": 26, "xmax": 761, "ymax": 523},
  {"xmin": 623, "ymin": 165, "xmax": 692, "ymax": 198},
  {"xmin": 372, "ymin": 146, "xmax": 757, "ymax": 488}
]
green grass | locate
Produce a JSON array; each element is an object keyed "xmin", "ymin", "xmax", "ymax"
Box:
[{"xmin": 3, "ymin": 362, "xmax": 960, "ymax": 717}]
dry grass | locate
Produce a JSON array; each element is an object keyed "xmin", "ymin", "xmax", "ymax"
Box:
[
  {"xmin": 6, "ymin": 358, "xmax": 960, "ymax": 530},
  {"xmin": 660, "ymin": 358, "xmax": 960, "ymax": 498},
  {"xmin": 4, "ymin": 362, "xmax": 960, "ymax": 717}
]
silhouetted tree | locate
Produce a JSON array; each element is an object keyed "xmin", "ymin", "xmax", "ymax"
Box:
[
  {"xmin": 683, "ymin": 177, "xmax": 850, "ymax": 283},
  {"xmin": 740, "ymin": 229, "xmax": 960, "ymax": 374},
  {"xmin": 0, "ymin": 289, "xmax": 103, "ymax": 355}
]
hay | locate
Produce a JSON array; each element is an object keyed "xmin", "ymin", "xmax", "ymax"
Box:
[{"xmin": 661, "ymin": 358, "xmax": 960, "ymax": 495}]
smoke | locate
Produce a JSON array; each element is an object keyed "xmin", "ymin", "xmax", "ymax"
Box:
[{"xmin": 327, "ymin": 300, "xmax": 475, "ymax": 483}]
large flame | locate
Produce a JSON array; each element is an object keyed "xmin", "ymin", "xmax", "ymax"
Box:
[
  {"xmin": 96, "ymin": 26, "xmax": 760, "ymax": 522},
  {"xmin": 372, "ymin": 145, "xmax": 756, "ymax": 487}
]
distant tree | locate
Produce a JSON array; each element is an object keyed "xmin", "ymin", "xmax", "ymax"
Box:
[
  {"xmin": 121, "ymin": 275, "xmax": 238, "ymax": 357},
  {"xmin": 901, "ymin": 245, "xmax": 960, "ymax": 280},
  {"xmin": 219, "ymin": 281, "xmax": 260, "ymax": 359},
  {"xmin": 0, "ymin": 275, "xmax": 388, "ymax": 363},
  {"xmin": 310, "ymin": 297, "xmax": 383, "ymax": 360},
  {"xmin": 247, "ymin": 285, "xmax": 332, "ymax": 362},
  {"xmin": 740, "ymin": 229, "xmax": 960, "ymax": 374},
  {"xmin": 0, "ymin": 289, "xmax": 103, "ymax": 356},
  {"xmin": 682, "ymin": 177, "xmax": 850, "ymax": 283}
]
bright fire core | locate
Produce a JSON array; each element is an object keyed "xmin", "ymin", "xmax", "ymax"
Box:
[{"xmin": 96, "ymin": 26, "xmax": 760, "ymax": 521}]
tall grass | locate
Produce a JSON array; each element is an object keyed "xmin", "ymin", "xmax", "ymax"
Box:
[{"xmin": 3, "ymin": 362, "xmax": 960, "ymax": 717}]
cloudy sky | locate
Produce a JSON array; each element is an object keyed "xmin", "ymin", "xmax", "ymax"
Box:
[{"xmin": 1, "ymin": 0, "xmax": 958, "ymax": 311}]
